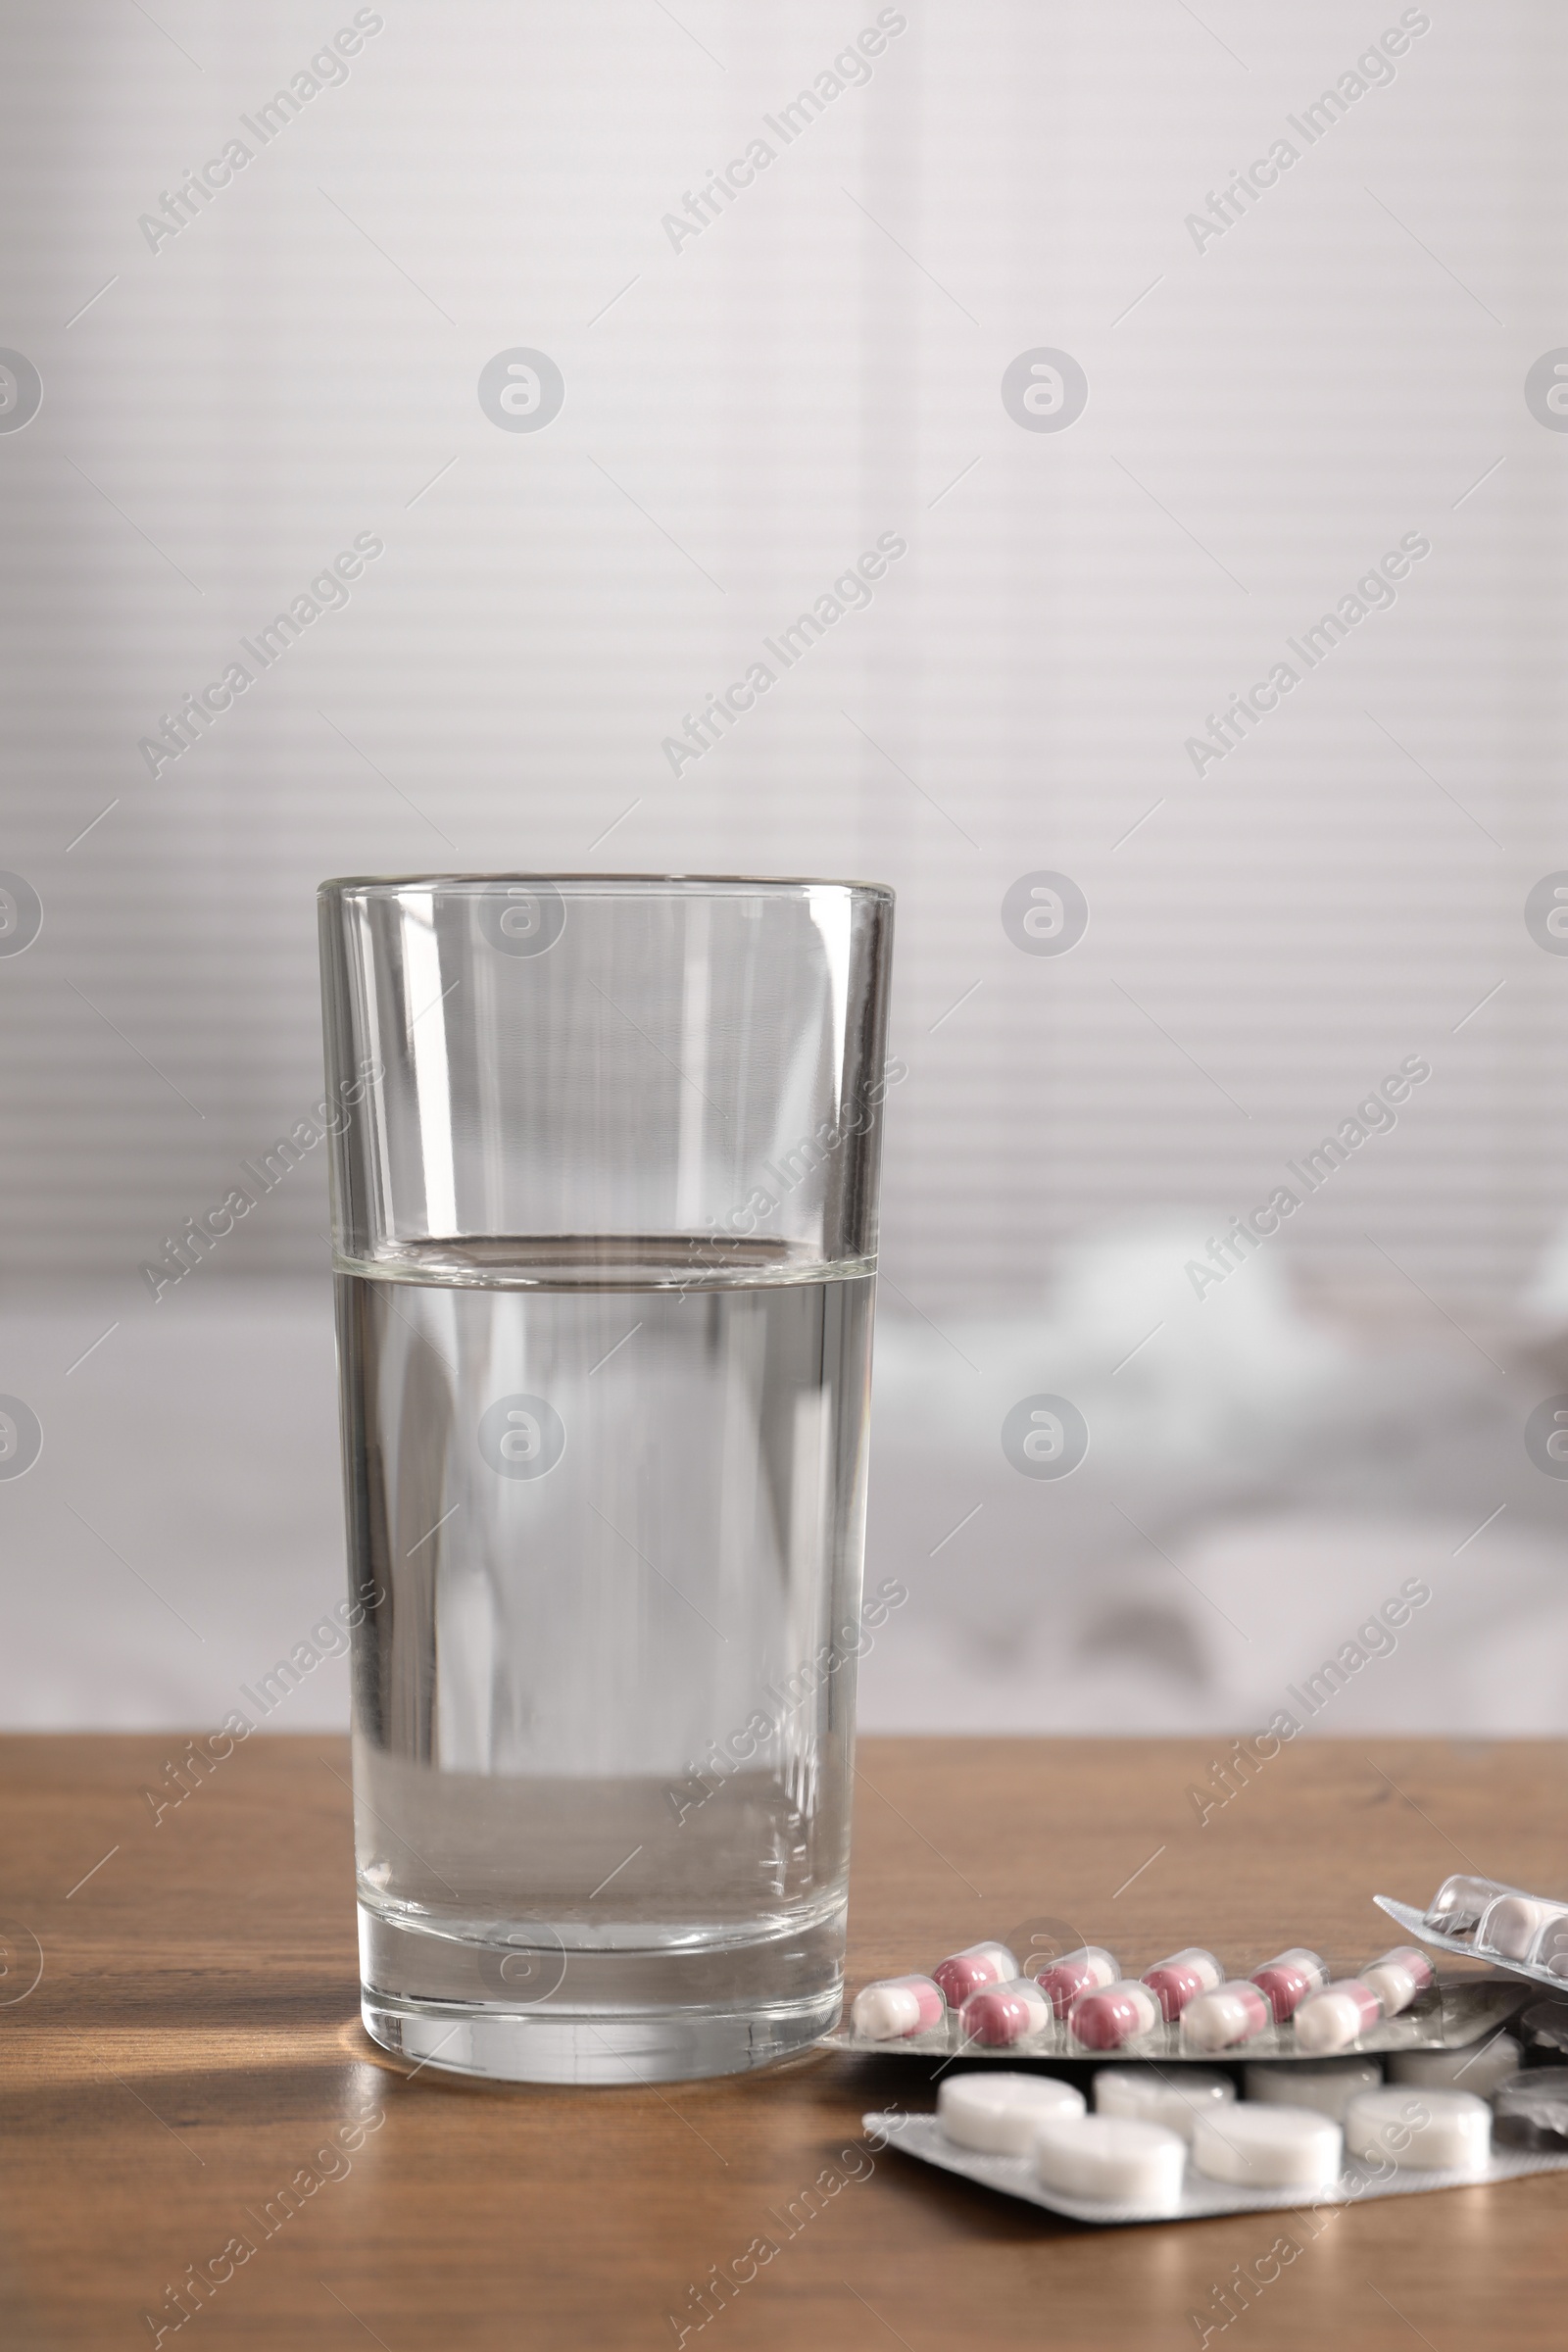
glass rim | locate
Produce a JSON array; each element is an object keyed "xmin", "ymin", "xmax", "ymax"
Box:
[{"xmin": 319, "ymin": 871, "xmax": 894, "ymax": 901}]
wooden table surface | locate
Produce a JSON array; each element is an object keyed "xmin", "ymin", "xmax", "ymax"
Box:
[{"xmin": 3, "ymin": 1734, "xmax": 1564, "ymax": 2350}]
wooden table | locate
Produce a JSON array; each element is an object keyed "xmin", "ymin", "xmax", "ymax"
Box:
[{"xmin": 3, "ymin": 1735, "xmax": 1563, "ymax": 2350}]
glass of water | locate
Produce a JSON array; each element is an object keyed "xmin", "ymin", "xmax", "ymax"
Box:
[{"xmin": 318, "ymin": 874, "xmax": 896, "ymax": 2082}]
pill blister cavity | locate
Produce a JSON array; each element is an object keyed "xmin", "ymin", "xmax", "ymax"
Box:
[
  {"xmin": 938, "ymin": 2071, "xmax": 1084, "ymax": 2155},
  {"xmin": 1033, "ymin": 2114, "xmax": 1187, "ymax": 2214},
  {"xmin": 1192, "ymin": 2102, "xmax": 1344, "ymax": 2189},
  {"xmin": 1346, "ymin": 2085, "xmax": 1491, "ymax": 2175}
]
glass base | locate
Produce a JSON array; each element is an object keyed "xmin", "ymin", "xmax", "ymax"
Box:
[
  {"xmin": 357, "ymin": 1901, "xmax": 844, "ymax": 2082},
  {"xmin": 362, "ymin": 1985, "xmax": 840, "ymax": 2083}
]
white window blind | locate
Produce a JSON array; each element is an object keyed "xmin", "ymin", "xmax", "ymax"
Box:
[{"xmin": 0, "ymin": 0, "xmax": 1560, "ymax": 1324}]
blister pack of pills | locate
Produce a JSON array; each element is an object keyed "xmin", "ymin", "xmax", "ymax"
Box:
[
  {"xmin": 832, "ymin": 1935, "xmax": 1524, "ymax": 2064},
  {"xmin": 1376, "ymin": 1875, "xmax": 1568, "ymax": 1994},
  {"xmin": 863, "ymin": 2059, "xmax": 1568, "ymax": 2226}
]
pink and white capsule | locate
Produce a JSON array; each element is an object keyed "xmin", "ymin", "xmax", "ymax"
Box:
[
  {"xmin": 1357, "ymin": 1946, "xmax": 1434, "ymax": 2017},
  {"xmin": 1249, "ymin": 1948, "xmax": 1328, "ymax": 2024},
  {"xmin": 850, "ymin": 1974, "xmax": 945, "ymax": 2041},
  {"xmin": 959, "ymin": 1976, "xmax": 1054, "ymax": 2047},
  {"xmin": 1031, "ymin": 1946, "xmax": 1119, "ymax": 2019},
  {"xmin": 1141, "ymin": 1947, "xmax": 1222, "ymax": 2022},
  {"xmin": 1293, "ymin": 1978, "xmax": 1383, "ymax": 2056},
  {"xmin": 931, "ymin": 1941, "xmax": 1019, "ymax": 2008},
  {"xmin": 1068, "ymin": 1981, "xmax": 1163, "ymax": 2050},
  {"xmin": 1180, "ymin": 1980, "xmax": 1272, "ymax": 2051}
]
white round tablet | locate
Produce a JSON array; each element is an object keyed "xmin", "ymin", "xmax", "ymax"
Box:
[
  {"xmin": 938, "ymin": 2070, "xmax": 1085, "ymax": 2155},
  {"xmin": 1191, "ymin": 2102, "xmax": 1343, "ymax": 2189},
  {"xmin": 1033, "ymin": 2115, "xmax": 1186, "ymax": 2212},
  {"xmin": 1094, "ymin": 2066, "xmax": 1235, "ymax": 2139},
  {"xmin": 1244, "ymin": 2058, "xmax": 1381, "ymax": 2122},
  {"xmin": 1346, "ymin": 2085, "xmax": 1491, "ymax": 2174},
  {"xmin": 1387, "ymin": 2034, "xmax": 1520, "ymax": 2098}
]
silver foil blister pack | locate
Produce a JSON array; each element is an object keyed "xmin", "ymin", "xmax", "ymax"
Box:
[
  {"xmin": 864, "ymin": 2106, "xmax": 1568, "ymax": 2228},
  {"xmin": 830, "ymin": 1975, "xmax": 1522, "ymax": 2065}
]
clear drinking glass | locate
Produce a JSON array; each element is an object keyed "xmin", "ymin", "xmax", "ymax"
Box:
[{"xmin": 318, "ymin": 874, "xmax": 896, "ymax": 2082}]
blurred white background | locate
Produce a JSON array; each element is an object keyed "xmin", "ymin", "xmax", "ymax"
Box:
[{"xmin": 3, "ymin": 0, "xmax": 1567, "ymax": 1734}]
